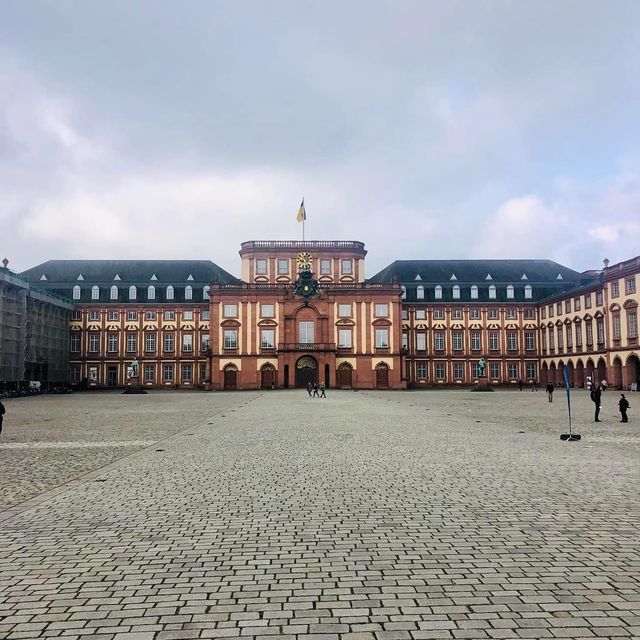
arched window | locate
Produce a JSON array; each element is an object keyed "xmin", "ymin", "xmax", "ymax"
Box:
[
  {"xmin": 489, "ymin": 285, "xmax": 496, "ymax": 299},
  {"xmin": 129, "ymin": 285, "xmax": 137, "ymax": 300},
  {"xmin": 524, "ymin": 285, "xmax": 532, "ymax": 299},
  {"xmin": 73, "ymin": 285, "xmax": 81, "ymax": 300},
  {"xmin": 435, "ymin": 285, "xmax": 442, "ymax": 300},
  {"xmin": 185, "ymin": 285, "xmax": 193, "ymax": 300},
  {"xmin": 471, "ymin": 285, "xmax": 478, "ymax": 299},
  {"xmin": 507, "ymin": 285, "xmax": 514, "ymax": 299},
  {"xmin": 147, "ymin": 285, "xmax": 155, "ymax": 300},
  {"xmin": 91, "ymin": 285, "xmax": 99, "ymax": 300},
  {"xmin": 166, "ymin": 285, "xmax": 174, "ymax": 300},
  {"xmin": 203, "ymin": 285, "xmax": 210, "ymax": 300},
  {"xmin": 417, "ymin": 285, "xmax": 424, "ymax": 300},
  {"xmin": 452, "ymin": 285, "xmax": 460, "ymax": 299},
  {"xmin": 110, "ymin": 285, "xmax": 118, "ymax": 300}
]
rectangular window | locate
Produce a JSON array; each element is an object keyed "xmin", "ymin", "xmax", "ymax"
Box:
[
  {"xmin": 596, "ymin": 291, "xmax": 603, "ymax": 306},
  {"xmin": 201, "ymin": 310, "xmax": 210, "ymax": 320},
  {"xmin": 89, "ymin": 310, "xmax": 100, "ymax": 321},
  {"xmin": 256, "ymin": 259, "xmax": 267, "ymax": 274},
  {"xmin": 164, "ymin": 310, "xmax": 175, "ymax": 321},
  {"xmin": 586, "ymin": 322, "xmax": 593, "ymax": 346},
  {"xmin": 163, "ymin": 365, "xmax": 174, "ymax": 381},
  {"xmin": 70, "ymin": 366, "xmax": 81, "ymax": 383},
  {"xmin": 200, "ymin": 363, "xmax": 207, "ymax": 381},
  {"xmin": 452, "ymin": 287, "xmax": 460, "ymax": 300},
  {"xmin": 223, "ymin": 304, "xmax": 238, "ymax": 318},
  {"xmin": 417, "ymin": 362, "xmax": 427, "ymax": 380},
  {"xmin": 453, "ymin": 363, "xmax": 464, "ymax": 380},
  {"xmin": 435, "ymin": 287, "xmax": 443, "ymax": 300},
  {"xmin": 108, "ymin": 310, "xmax": 119, "ymax": 321},
  {"xmin": 525, "ymin": 331, "xmax": 535, "ymax": 351},
  {"xmin": 490, "ymin": 363, "xmax": 500, "ymax": 379},
  {"xmin": 435, "ymin": 363, "xmax": 445, "ymax": 380},
  {"xmin": 611, "ymin": 281, "xmax": 620, "ymax": 297},
  {"xmin": 341, "ymin": 259, "xmax": 352, "ymax": 274},
  {"xmin": 626, "ymin": 277, "xmax": 636, "ymax": 294},
  {"xmin": 182, "ymin": 365, "xmax": 192, "ymax": 382},
  {"xmin": 434, "ymin": 331, "xmax": 445, "ymax": 351},
  {"xmin": 416, "ymin": 332, "xmax": 426, "ymax": 351},
  {"xmin": 629, "ymin": 312, "xmax": 638, "ymax": 339},
  {"xmin": 375, "ymin": 329, "xmax": 389, "ymax": 348},
  {"xmin": 556, "ymin": 302, "xmax": 561, "ymax": 315},
  {"xmin": 224, "ymin": 330, "xmax": 238, "ymax": 349},
  {"xmin": 574, "ymin": 298, "xmax": 581, "ymax": 312},
  {"xmin": 541, "ymin": 308, "xmax": 546, "ymax": 319},
  {"xmin": 107, "ymin": 333, "xmax": 118, "ymax": 353},
  {"xmin": 451, "ymin": 308, "xmax": 462, "ymax": 319},
  {"xmin": 374, "ymin": 303, "xmax": 388, "ymax": 317},
  {"xmin": 299, "ymin": 321, "xmax": 314, "ymax": 344},
  {"xmin": 566, "ymin": 325, "xmax": 573, "ymax": 348},
  {"xmin": 127, "ymin": 310, "xmax": 138, "ymax": 321},
  {"xmin": 470, "ymin": 309, "xmax": 480, "ymax": 319},
  {"xmin": 320, "ymin": 259, "xmax": 331, "ymax": 275},
  {"xmin": 401, "ymin": 308, "xmax": 409, "ymax": 320},
  {"xmin": 557, "ymin": 326, "xmax": 564, "ymax": 350},
  {"xmin": 338, "ymin": 304, "xmax": 352, "ymax": 317},
  {"xmin": 402, "ymin": 332, "xmax": 408, "ymax": 349},
  {"xmin": 278, "ymin": 258, "xmax": 289, "ymax": 274},
  {"xmin": 507, "ymin": 332, "xmax": 517, "ymax": 351},
  {"xmin": 524, "ymin": 308, "xmax": 535, "ymax": 319},
  {"xmin": 88, "ymin": 333, "xmax": 99, "ymax": 353},
  {"xmin": 541, "ymin": 328, "xmax": 547, "ymax": 351},
  {"xmin": 508, "ymin": 363, "xmax": 519, "ymax": 379},
  {"xmin": 584, "ymin": 293, "xmax": 592, "ymax": 309},
  {"xmin": 415, "ymin": 309, "xmax": 426, "ymax": 319},
  {"xmin": 565, "ymin": 300, "xmax": 571, "ymax": 313},
  {"xmin": 471, "ymin": 331, "xmax": 481, "ymax": 351},
  {"xmin": 144, "ymin": 333, "xmax": 155, "ymax": 352},
  {"xmin": 338, "ymin": 329, "xmax": 352, "ymax": 349},
  {"xmin": 72, "ymin": 310, "xmax": 82, "ymax": 321},
  {"xmin": 183, "ymin": 310, "xmax": 193, "ymax": 321},
  {"xmin": 526, "ymin": 363, "xmax": 536, "ymax": 381},
  {"xmin": 145, "ymin": 311, "xmax": 156, "ymax": 320},
  {"xmin": 613, "ymin": 315, "xmax": 621, "ymax": 340},
  {"xmin": 201, "ymin": 334, "xmax": 210, "ymax": 352},
  {"xmin": 261, "ymin": 329, "xmax": 275, "ymax": 349},
  {"xmin": 597, "ymin": 318, "xmax": 605, "ymax": 343},
  {"xmin": 164, "ymin": 333, "xmax": 174, "ymax": 352},
  {"xmin": 548, "ymin": 304, "xmax": 554, "ymax": 317},
  {"xmin": 472, "ymin": 363, "xmax": 481, "ymax": 378},
  {"xmin": 489, "ymin": 331, "xmax": 499, "ymax": 351},
  {"xmin": 488, "ymin": 309, "xmax": 498, "ymax": 319},
  {"xmin": 452, "ymin": 331, "xmax": 463, "ymax": 351},
  {"xmin": 144, "ymin": 365, "xmax": 155, "ymax": 383},
  {"xmin": 70, "ymin": 333, "xmax": 81, "ymax": 353},
  {"xmin": 506, "ymin": 308, "xmax": 517, "ymax": 319},
  {"xmin": 261, "ymin": 304, "xmax": 275, "ymax": 318},
  {"xmin": 433, "ymin": 308, "xmax": 444, "ymax": 319},
  {"xmin": 182, "ymin": 334, "xmax": 193, "ymax": 352},
  {"xmin": 126, "ymin": 333, "xmax": 137, "ymax": 353},
  {"xmin": 575, "ymin": 324, "xmax": 583, "ymax": 347},
  {"xmin": 549, "ymin": 329, "xmax": 555, "ymax": 350}
]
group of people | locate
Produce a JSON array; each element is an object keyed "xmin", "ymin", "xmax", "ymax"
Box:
[
  {"xmin": 306, "ymin": 382, "xmax": 326, "ymax": 398},
  {"xmin": 545, "ymin": 381, "xmax": 630, "ymax": 422}
]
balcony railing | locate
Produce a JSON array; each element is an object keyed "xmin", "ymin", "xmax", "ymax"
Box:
[
  {"xmin": 278, "ymin": 342, "xmax": 336, "ymax": 352},
  {"xmin": 241, "ymin": 240, "xmax": 365, "ymax": 251}
]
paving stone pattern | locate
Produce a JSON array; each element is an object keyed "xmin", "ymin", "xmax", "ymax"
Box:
[{"xmin": 1, "ymin": 389, "xmax": 639, "ymax": 639}]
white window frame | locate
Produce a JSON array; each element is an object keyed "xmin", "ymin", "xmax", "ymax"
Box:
[
  {"xmin": 166, "ymin": 285, "xmax": 174, "ymax": 300},
  {"xmin": 91, "ymin": 285, "xmax": 99, "ymax": 300},
  {"xmin": 224, "ymin": 329, "xmax": 238, "ymax": 349},
  {"xmin": 374, "ymin": 303, "xmax": 388, "ymax": 317},
  {"xmin": 147, "ymin": 285, "xmax": 155, "ymax": 300},
  {"xmin": 261, "ymin": 329, "xmax": 275, "ymax": 349},
  {"xmin": 375, "ymin": 328, "xmax": 389, "ymax": 348},
  {"xmin": 223, "ymin": 304, "xmax": 238, "ymax": 318},
  {"xmin": 73, "ymin": 285, "xmax": 81, "ymax": 300},
  {"xmin": 185, "ymin": 285, "xmax": 193, "ymax": 300},
  {"xmin": 338, "ymin": 304, "xmax": 352, "ymax": 317},
  {"xmin": 110, "ymin": 285, "xmax": 118, "ymax": 300},
  {"xmin": 338, "ymin": 329, "xmax": 352, "ymax": 349},
  {"xmin": 299, "ymin": 321, "xmax": 314, "ymax": 344}
]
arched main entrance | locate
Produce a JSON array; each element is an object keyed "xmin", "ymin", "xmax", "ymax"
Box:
[
  {"xmin": 575, "ymin": 360, "xmax": 585, "ymax": 388},
  {"xmin": 549, "ymin": 362, "xmax": 557, "ymax": 385},
  {"xmin": 376, "ymin": 362, "xmax": 389, "ymax": 389},
  {"xmin": 223, "ymin": 364, "xmax": 237, "ymax": 390},
  {"xmin": 260, "ymin": 363, "xmax": 276, "ymax": 389},
  {"xmin": 586, "ymin": 359, "xmax": 595, "ymax": 388},
  {"xmin": 597, "ymin": 358, "xmax": 607, "ymax": 385},
  {"xmin": 626, "ymin": 355, "xmax": 640, "ymax": 390},
  {"xmin": 336, "ymin": 362, "xmax": 353, "ymax": 389},
  {"xmin": 295, "ymin": 355, "xmax": 317, "ymax": 388},
  {"xmin": 541, "ymin": 362, "xmax": 548, "ymax": 386},
  {"xmin": 612, "ymin": 357, "xmax": 623, "ymax": 389}
]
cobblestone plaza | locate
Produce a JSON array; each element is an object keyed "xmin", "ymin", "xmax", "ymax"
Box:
[{"xmin": 1, "ymin": 390, "xmax": 639, "ymax": 639}]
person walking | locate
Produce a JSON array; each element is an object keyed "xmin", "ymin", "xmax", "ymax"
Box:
[
  {"xmin": 619, "ymin": 393, "xmax": 630, "ymax": 423},
  {"xmin": 320, "ymin": 382, "xmax": 326, "ymax": 398},
  {"xmin": 0, "ymin": 399, "xmax": 5, "ymax": 434},
  {"xmin": 591, "ymin": 384, "xmax": 602, "ymax": 422},
  {"xmin": 313, "ymin": 382, "xmax": 319, "ymax": 397},
  {"xmin": 518, "ymin": 379, "xmax": 524, "ymax": 391},
  {"xmin": 307, "ymin": 381, "xmax": 313, "ymax": 397},
  {"xmin": 546, "ymin": 382, "xmax": 554, "ymax": 402}
]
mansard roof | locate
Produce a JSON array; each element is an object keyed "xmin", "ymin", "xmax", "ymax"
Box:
[
  {"xmin": 21, "ymin": 260, "xmax": 239, "ymax": 285},
  {"xmin": 368, "ymin": 259, "xmax": 583, "ymax": 285}
]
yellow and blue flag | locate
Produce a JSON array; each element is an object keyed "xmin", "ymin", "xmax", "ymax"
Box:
[{"xmin": 296, "ymin": 199, "xmax": 306, "ymax": 223}]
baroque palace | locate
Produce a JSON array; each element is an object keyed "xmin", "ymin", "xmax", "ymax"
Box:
[{"xmin": 3, "ymin": 240, "xmax": 639, "ymax": 391}]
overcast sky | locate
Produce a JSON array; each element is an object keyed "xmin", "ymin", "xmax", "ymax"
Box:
[{"xmin": 1, "ymin": 1, "xmax": 639, "ymax": 277}]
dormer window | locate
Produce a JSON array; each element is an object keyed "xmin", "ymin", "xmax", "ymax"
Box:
[
  {"xmin": 203, "ymin": 285, "xmax": 210, "ymax": 300},
  {"xmin": 489, "ymin": 285, "xmax": 496, "ymax": 299},
  {"xmin": 524, "ymin": 285, "xmax": 532, "ymax": 299},
  {"xmin": 166, "ymin": 285, "xmax": 174, "ymax": 300},
  {"xmin": 435, "ymin": 285, "xmax": 442, "ymax": 300},
  {"xmin": 148, "ymin": 285, "xmax": 155, "ymax": 300},
  {"xmin": 471, "ymin": 285, "xmax": 478, "ymax": 299},
  {"xmin": 91, "ymin": 285, "xmax": 100, "ymax": 300},
  {"xmin": 185, "ymin": 285, "xmax": 193, "ymax": 300},
  {"xmin": 73, "ymin": 285, "xmax": 81, "ymax": 300},
  {"xmin": 417, "ymin": 285, "xmax": 424, "ymax": 300},
  {"xmin": 401, "ymin": 285, "xmax": 406, "ymax": 300},
  {"xmin": 506, "ymin": 285, "xmax": 514, "ymax": 299},
  {"xmin": 110, "ymin": 285, "xmax": 118, "ymax": 300},
  {"xmin": 129, "ymin": 285, "xmax": 137, "ymax": 300},
  {"xmin": 452, "ymin": 285, "xmax": 460, "ymax": 299}
]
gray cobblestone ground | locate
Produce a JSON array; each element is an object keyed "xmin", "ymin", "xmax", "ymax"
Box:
[{"xmin": 1, "ymin": 389, "xmax": 639, "ymax": 639}]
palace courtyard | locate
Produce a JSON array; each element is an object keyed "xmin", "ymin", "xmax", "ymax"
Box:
[{"xmin": 0, "ymin": 389, "xmax": 639, "ymax": 639}]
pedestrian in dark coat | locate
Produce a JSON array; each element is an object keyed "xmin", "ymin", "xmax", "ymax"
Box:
[
  {"xmin": 307, "ymin": 382, "xmax": 313, "ymax": 397},
  {"xmin": 0, "ymin": 400, "xmax": 5, "ymax": 434},
  {"xmin": 320, "ymin": 383, "xmax": 326, "ymax": 398},
  {"xmin": 313, "ymin": 382, "xmax": 319, "ymax": 397},
  {"xmin": 619, "ymin": 394, "xmax": 630, "ymax": 423},
  {"xmin": 591, "ymin": 385, "xmax": 602, "ymax": 422},
  {"xmin": 518, "ymin": 379, "xmax": 524, "ymax": 391},
  {"xmin": 546, "ymin": 383, "xmax": 554, "ymax": 402}
]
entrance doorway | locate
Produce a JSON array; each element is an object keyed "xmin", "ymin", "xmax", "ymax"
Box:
[
  {"xmin": 376, "ymin": 363, "xmax": 389, "ymax": 389},
  {"xmin": 295, "ymin": 356, "xmax": 317, "ymax": 388},
  {"xmin": 224, "ymin": 365, "xmax": 237, "ymax": 390},
  {"xmin": 627, "ymin": 355, "xmax": 640, "ymax": 390},
  {"xmin": 336, "ymin": 363, "xmax": 352, "ymax": 388},
  {"xmin": 107, "ymin": 366, "xmax": 117, "ymax": 387},
  {"xmin": 261, "ymin": 364, "xmax": 276, "ymax": 389}
]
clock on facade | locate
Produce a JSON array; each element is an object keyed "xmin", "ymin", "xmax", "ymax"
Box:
[{"xmin": 296, "ymin": 252, "xmax": 313, "ymax": 272}]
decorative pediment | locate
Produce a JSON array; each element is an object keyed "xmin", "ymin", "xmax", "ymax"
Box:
[
  {"xmin": 609, "ymin": 303, "xmax": 621, "ymax": 312},
  {"xmin": 485, "ymin": 273, "xmax": 493, "ymax": 280},
  {"xmin": 335, "ymin": 318, "xmax": 355, "ymax": 327},
  {"xmin": 77, "ymin": 274, "xmax": 84, "ymax": 281},
  {"xmin": 450, "ymin": 274, "xmax": 457, "ymax": 281},
  {"xmin": 125, "ymin": 323, "xmax": 139, "ymax": 331},
  {"xmin": 40, "ymin": 274, "xmax": 47, "ymax": 281},
  {"xmin": 594, "ymin": 310, "xmax": 605, "ymax": 318},
  {"xmin": 258, "ymin": 319, "xmax": 278, "ymax": 327},
  {"xmin": 564, "ymin": 318, "xmax": 573, "ymax": 325},
  {"xmin": 555, "ymin": 319, "xmax": 564, "ymax": 326},
  {"xmin": 433, "ymin": 323, "xmax": 446, "ymax": 330},
  {"xmin": 87, "ymin": 324, "xmax": 100, "ymax": 331},
  {"xmin": 187, "ymin": 274, "xmax": 194, "ymax": 281},
  {"xmin": 523, "ymin": 323, "xmax": 536, "ymax": 329},
  {"xmin": 220, "ymin": 318, "xmax": 241, "ymax": 327},
  {"xmin": 113, "ymin": 274, "xmax": 121, "ymax": 280},
  {"xmin": 572, "ymin": 316, "xmax": 582, "ymax": 323},
  {"xmin": 488, "ymin": 323, "xmax": 500, "ymax": 329},
  {"xmin": 451, "ymin": 323, "xmax": 464, "ymax": 329},
  {"xmin": 414, "ymin": 274, "xmax": 422, "ymax": 281},
  {"xmin": 372, "ymin": 318, "xmax": 392, "ymax": 326},
  {"xmin": 506, "ymin": 323, "xmax": 518, "ymax": 329},
  {"xmin": 623, "ymin": 299, "xmax": 638, "ymax": 309},
  {"xmin": 556, "ymin": 273, "xmax": 563, "ymax": 280},
  {"xmin": 583, "ymin": 313, "xmax": 593, "ymax": 320},
  {"xmin": 150, "ymin": 274, "xmax": 158, "ymax": 281},
  {"xmin": 181, "ymin": 324, "xmax": 195, "ymax": 331},
  {"xmin": 469, "ymin": 323, "xmax": 482, "ymax": 329},
  {"xmin": 414, "ymin": 322, "xmax": 427, "ymax": 329},
  {"xmin": 521, "ymin": 273, "xmax": 528, "ymax": 280},
  {"xmin": 106, "ymin": 324, "xmax": 120, "ymax": 331}
]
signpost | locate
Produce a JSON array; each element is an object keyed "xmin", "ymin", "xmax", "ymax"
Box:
[{"xmin": 560, "ymin": 364, "xmax": 581, "ymax": 441}]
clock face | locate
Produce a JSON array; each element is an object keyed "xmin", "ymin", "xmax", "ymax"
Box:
[{"xmin": 296, "ymin": 252, "xmax": 312, "ymax": 271}]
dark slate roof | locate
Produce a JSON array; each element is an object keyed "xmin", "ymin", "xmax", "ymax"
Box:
[
  {"xmin": 21, "ymin": 260, "xmax": 239, "ymax": 285},
  {"xmin": 368, "ymin": 259, "xmax": 585, "ymax": 303}
]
